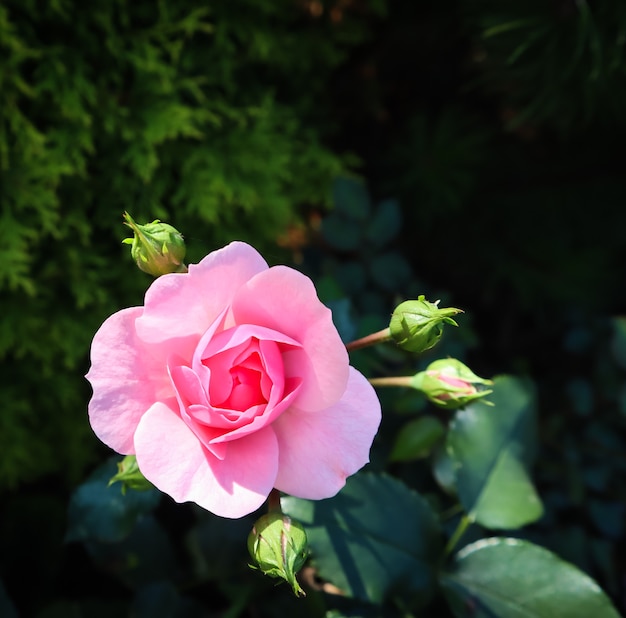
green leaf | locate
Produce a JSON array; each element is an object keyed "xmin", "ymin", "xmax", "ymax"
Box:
[
  {"xmin": 66, "ymin": 458, "xmax": 161, "ymax": 543},
  {"xmin": 447, "ymin": 376, "xmax": 543, "ymax": 529},
  {"xmin": 84, "ymin": 515, "xmax": 180, "ymax": 588},
  {"xmin": 440, "ymin": 537, "xmax": 622, "ymax": 618},
  {"xmin": 282, "ymin": 472, "xmax": 443, "ymax": 606},
  {"xmin": 565, "ymin": 378, "xmax": 593, "ymax": 416},
  {"xmin": 334, "ymin": 261, "xmax": 367, "ymax": 295},
  {"xmin": 389, "ymin": 416, "xmax": 446, "ymax": 462},
  {"xmin": 369, "ymin": 252, "xmax": 412, "ymax": 292},
  {"xmin": 185, "ymin": 510, "xmax": 254, "ymax": 581},
  {"xmin": 314, "ymin": 275, "xmax": 345, "ymax": 303},
  {"xmin": 366, "ymin": 199, "xmax": 402, "ymax": 248},
  {"xmin": 588, "ymin": 499, "xmax": 625, "ymax": 539},
  {"xmin": 332, "ymin": 176, "xmax": 371, "ymax": 221},
  {"xmin": 131, "ymin": 581, "xmax": 204, "ymax": 618},
  {"xmin": 432, "ymin": 444, "xmax": 458, "ymax": 495},
  {"xmin": 327, "ymin": 298, "xmax": 357, "ymax": 343},
  {"xmin": 322, "ymin": 212, "xmax": 363, "ymax": 251}
]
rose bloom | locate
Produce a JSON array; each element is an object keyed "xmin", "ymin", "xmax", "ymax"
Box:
[{"xmin": 86, "ymin": 242, "xmax": 381, "ymax": 518}]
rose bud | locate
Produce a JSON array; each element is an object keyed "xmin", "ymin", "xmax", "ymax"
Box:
[
  {"xmin": 412, "ymin": 358, "xmax": 493, "ymax": 409},
  {"xmin": 389, "ymin": 296, "xmax": 462, "ymax": 353},
  {"xmin": 122, "ymin": 212, "xmax": 186, "ymax": 276},
  {"xmin": 108, "ymin": 455, "xmax": 154, "ymax": 494},
  {"xmin": 248, "ymin": 512, "xmax": 308, "ymax": 596}
]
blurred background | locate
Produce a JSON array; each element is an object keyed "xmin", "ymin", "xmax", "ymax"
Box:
[{"xmin": 1, "ymin": 0, "xmax": 626, "ymax": 616}]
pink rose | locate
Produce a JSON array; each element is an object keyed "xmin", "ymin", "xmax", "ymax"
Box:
[{"xmin": 86, "ymin": 242, "xmax": 381, "ymax": 518}]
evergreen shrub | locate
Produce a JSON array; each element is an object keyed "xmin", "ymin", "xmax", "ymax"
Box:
[{"xmin": 0, "ymin": 0, "xmax": 381, "ymax": 487}]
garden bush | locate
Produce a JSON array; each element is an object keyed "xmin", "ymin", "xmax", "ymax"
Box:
[{"xmin": 2, "ymin": 1, "xmax": 626, "ymax": 616}]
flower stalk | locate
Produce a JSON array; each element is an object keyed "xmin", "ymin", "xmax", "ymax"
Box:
[
  {"xmin": 267, "ymin": 488, "xmax": 282, "ymax": 512},
  {"xmin": 369, "ymin": 376, "xmax": 414, "ymax": 388},
  {"xmin": 346, "ymin": 328, "xmax": 392, "ymax": 352}
]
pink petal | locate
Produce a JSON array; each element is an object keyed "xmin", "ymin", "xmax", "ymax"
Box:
[
  {"xmin": 231, "ymin": 266, "xmax": 349, "ymax": 411},
  {"xmin": 136, "ymin": 242, "xmax": 268, "ymax": 347},
  {"xmin": 86, "ymin": 307, "xmax": 173, "ymax": 454},
  {"xmin": 273, "ymin": 368, "xmax": 381, "ymax": 499},
  {"xmin": 134, "ymin": 401, "xmax": 279, "ymax": 518},
  {"xmin": 198, "ymin": 323, "xmax": 301, "ymax": 360},
  {"xmin": 209, "ymin": 377, "xmax": 301, "ymax": 443},
  {"xmin": 169, "ymin": 337, "xmax": 302, "ymax": 441}
]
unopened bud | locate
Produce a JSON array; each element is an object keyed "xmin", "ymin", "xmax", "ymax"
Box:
[
  {"xmin": 108, "ymin": 455, "xmax": 153, "ymax": 493},
  {"xmin": 389, "ymin": 296, "xmax": 462, "ymax": 353},
  {"xmin": 122, "ymin": 212, "xmax": 186, "ymax": 276},
  {"xmin": 412, "ymin": 358, "xmax": 492, "ymax": 409},
  {"xmin": 248, "ymin": 512, "xmax": 308, "ymax": 596}
]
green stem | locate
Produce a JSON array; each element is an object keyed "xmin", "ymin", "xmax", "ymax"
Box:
[
  {"xmin": 345, "ymin": 328, "xmax": 392, "ymax": 352},
  {"xmin": 440, "ymin": 503, "xmax": 464, "ymax": 521},
  {"xmin": 368, "ymin": 376, "xmax": 414, "ymax": 388},
  {"xmin": 445, "ymin": 513, "xmax": 473, "ymax": 556}
]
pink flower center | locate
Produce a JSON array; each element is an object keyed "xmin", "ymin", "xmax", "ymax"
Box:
[
  {"xmin": 213, "ymin": 353, "xmax": 268, "ymax": 411},
  {"xmin": 167, "ymin": 320, "xmax": 304, "ymax": 459}
]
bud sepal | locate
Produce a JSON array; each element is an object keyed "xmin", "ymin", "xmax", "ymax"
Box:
[{"xmin": 108, "ymin": 455, "xmax": 154, "ymax": 493}]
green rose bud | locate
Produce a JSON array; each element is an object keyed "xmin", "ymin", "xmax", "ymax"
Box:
[
  {"xmin": 108, "ymin": 455, "xmax": 153, "ymax": 493},
  {"xmin": 412, "ymin": 358, "xmax": 493, "ymax": 409},
  {"xmin": 122, "ymin": 212, "xmax": 186, "ymax": 277},
  {"xmin": 389, "ymin": 296, "xmax": 462, "ymax": 353},
  {"xmin": 248, "ymin": 512, "xmax": 308, "ymax": 596}
]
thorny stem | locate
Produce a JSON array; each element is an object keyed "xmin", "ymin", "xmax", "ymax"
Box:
[{"xmin": 345, "ymin": 328, "xmax": 392, "ymax": 352}]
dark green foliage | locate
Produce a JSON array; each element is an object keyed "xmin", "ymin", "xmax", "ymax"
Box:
[
  {"xmin": 441, "ymin": 538, "xmax": 622, "ymax": 618},
  {"xmin": 303, "ymin": 170, "xmax": 626, "ymax": 615},
  {"xmin": 0, "ymin": 0, "xmax": 381, "ymax": 488},
  {"xmin": 283, "ymin": 473, "xmax": 444, "ymax": 607},
  {"xmin": 131, "ymin": 582, "xmax": 205, "ymax": 618},
  {"xmin": 447, "ymin": 377, "xmax": 543, "ymax": 530},
  {"xmin": 65, "ymin": 458, "xmax": 161, "ymax": 544},
  {"xmin": 466, "ymin": 0, "xmax": 626, "ymax": 131}
]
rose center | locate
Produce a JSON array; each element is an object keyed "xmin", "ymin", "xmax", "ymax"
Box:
[
  {"xmin": 168, "ymin": 323, "xmax": 304, "ymax": 451},
  {"xmin": 219, "ymin": 365, "xmax": 268, "ymax": 411}
]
